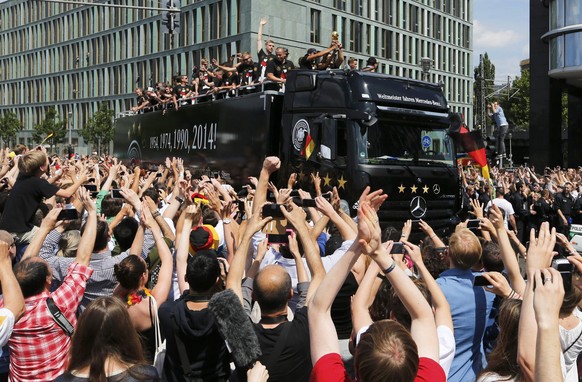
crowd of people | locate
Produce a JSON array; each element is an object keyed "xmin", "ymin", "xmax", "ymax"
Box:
[
  {"xmin": 131, "ymin": 17, "xmax": 377, "ymax": 113},
  {"xmin": 1, "ymin": 141, "xmax": 582, "ymax": 382}
]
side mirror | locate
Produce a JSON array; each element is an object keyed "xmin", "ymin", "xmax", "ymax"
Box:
[{"xmin": 321, "ymin": 119, "xmax": 337, "ymax": 161}]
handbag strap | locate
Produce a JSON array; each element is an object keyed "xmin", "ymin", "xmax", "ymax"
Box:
[
  {"xmin": 46, "ymin": 297, "xmax": 74, "ymax": 337},
  {"xmin": 149, "ymin": 296, "xmax": 163, "ymax": 350},
  {"xmin": 564, "ymin": 326, "xmax": 582, "ymax": 354}
]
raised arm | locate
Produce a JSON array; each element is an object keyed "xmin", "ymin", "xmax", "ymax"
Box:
[
  {"xmin": 490, "ymin": 204, "xmax": 526, "ymax": 295},
  {"xmin": 257, "ymin": 16, "xmax": 267, "ymax": 54},
  {"xmin": 21, "ymin": 208, "xmax": 62, "ymax": 260},
  {"xmin": 351, "ymin": 259, "xmax": 382, "ymax": 335},
  {"xmin": 533, "ymin": 268, "xmax": 564, "ymax": 382},
  {"xmin": 76, "ymin": 187, "xmax": 97, "ymax": 267},
  {"xmin": 315, "ymin": 196, "xmax": 356, "ymax": 240},
  {"xmin": 404, "ymin": 240, "xmax": 453, "ymax": 331},
  {"xmin": 253, "ymin": 156, "xmax": 280, "ymax": 216},
  {"xmin": 0, "ymin": 241, "xmax": 24, "ymax": 321},
  {"xmin": 225, "ymin": 206, "xmax": 272, "ymax": 304},
  {"xmin": 281, "ymin": 202, "xmax": 325, "ymax": 305},
  {"xmin": 142, "ymin": 203, "xmax": 173, "ymax": 305},
  {"xmin": 517, "ymin": 222, "xmax": 557, "ymax": 381},
  {"xmin": 175, "ymin": 205, "xmax": 201, "ymax": 294}
]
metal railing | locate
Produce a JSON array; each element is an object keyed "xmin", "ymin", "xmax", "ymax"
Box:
[{"xmin": 118, "ymin": 81, "xmax": 281, "ymax": 118}]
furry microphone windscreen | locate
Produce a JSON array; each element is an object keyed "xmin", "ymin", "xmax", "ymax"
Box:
[{"xmin": 208, "ymin": 289, "xmax": 262, "ymax": 368}]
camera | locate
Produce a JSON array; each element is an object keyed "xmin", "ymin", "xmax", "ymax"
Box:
[{"xmin": 551, "ymin": 256, "xmax": 572, "ymax": 292}]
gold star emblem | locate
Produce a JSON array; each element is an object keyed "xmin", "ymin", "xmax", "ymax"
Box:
[
  {"xmin": 398, "ymin": 184, "xmax": 406, "ymax": 193},
  {"xmin": 410, "ymin": 185, "xmax": 418, "ymax": 193},
  {"xmin": 298, "ymin": 170, "xmax": 305, "ymax": 181},
  {"xmin": 338, "ymin": 175, "xmax": 347, "ymax": 189},
  {"xmin": 323, "ymin": 173, "xmax": 332, "ymax": 187},
  {"xmin": 422, "ymin": 185, "xmax": 429, "ymax": 194}
]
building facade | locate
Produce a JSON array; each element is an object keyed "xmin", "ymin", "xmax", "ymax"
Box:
[
  {"xmin": 0, "ymin": 0, "xmax": 473, "ymax": 152},
  {"xmin": 530, "ymin": 0, "xmax": 582, "ymax": 168}
]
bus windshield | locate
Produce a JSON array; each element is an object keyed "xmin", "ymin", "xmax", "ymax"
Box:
[{"xmin": 357, "ymin": 120, "xmax": 455, "ymax": 166}]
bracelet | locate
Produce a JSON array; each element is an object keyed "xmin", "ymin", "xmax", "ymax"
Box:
[
  {"xmin": 401, "ymin": 234, "xmax": 407, "ymax": 238},
  {"xmin": 430, "ymin": 234, "xmax": 437, "ymax": 239},
  {"xmin": 383, "ymin": 262, "xmax": 396, "ymax": 275},
  {"xmin": 508, "ymin": 290, "xmax": 515, "ymax": 299},
  {"xmin": 377, "ymin": 273, "xmax": 386, "ymax": 280},
  {"xmin": 151, "ymin": 211, "xmax": 161, "ymax": 218}
]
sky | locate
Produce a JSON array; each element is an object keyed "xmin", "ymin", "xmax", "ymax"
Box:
[{"xmin": 473, "ymin": 0, "xmax": 530, "ymax": 84}]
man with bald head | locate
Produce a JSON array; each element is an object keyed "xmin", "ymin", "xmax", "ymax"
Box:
[{"xmin": 227, "ymin": 156, "xmax": 326, "ymax": 382}]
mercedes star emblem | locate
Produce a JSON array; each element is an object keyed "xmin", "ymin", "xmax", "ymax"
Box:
[
  {"xmin": 432, "ymin": 184, "xmax": 441, "ymax": 195},
  {"xmin": 410, "ymin": 196, "xmax": 428, "ymax": 219}
]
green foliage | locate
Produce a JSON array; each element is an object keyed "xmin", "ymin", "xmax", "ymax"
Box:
[
  {"xmin": 81, "ymin": 104, "xmax": 115, "ymax": 154},
  {"xmin": 32, "ymin": 108, "xmax": 67, "ymax": 146},
  {"xmin": 473, "ymin": 53, "xmax": 496, "ymax": 129},
  {"xmin": 0, "ymin": 111, "xmax": 23, "ymax": 146},
  {"xmin": 505, "ymin": 69, "xmax": 530, "ymax": 131}
]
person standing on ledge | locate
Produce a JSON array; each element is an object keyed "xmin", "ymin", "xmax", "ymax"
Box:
[{"xmin": 487, "ymin": 101, "xmax": 509, "ymax": 161}]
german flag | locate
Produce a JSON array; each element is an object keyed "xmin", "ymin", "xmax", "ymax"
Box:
[
  {"xmin": 458, "ymin": 126, "xmax": 490, "ymax": 179},
  {"xmin": 302, "ymin": 133, "xmax": 315, "ymax": 160}
]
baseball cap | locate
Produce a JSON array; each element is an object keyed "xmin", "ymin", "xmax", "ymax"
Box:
[{"xmin": 189, "ymin": 225, "xmax": 219, "ymax": 252}]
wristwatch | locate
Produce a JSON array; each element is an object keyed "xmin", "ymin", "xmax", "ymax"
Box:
[
  {"xmin": 175, "ymin": 196, "xmax": 184, "ymax": 204},
  {"xmin": 223, "ymin": 218, "xmax": 231, "ymax": 224}
]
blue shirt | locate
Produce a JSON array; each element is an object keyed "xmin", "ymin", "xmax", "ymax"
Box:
[
  {"xmin": 491, "ymin": 105, "xmax": 508, "ymax": 127},
  {"xmin": 436, "ymin": 268, "xmax": 494, "ymax": 382}
]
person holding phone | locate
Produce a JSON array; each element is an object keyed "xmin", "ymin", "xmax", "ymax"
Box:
[{"xmin": 0, "ymin": 150, "xmax": 88, "ymax": 258}]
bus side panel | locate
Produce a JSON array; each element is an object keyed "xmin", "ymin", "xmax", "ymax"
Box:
[{"xmin": 113, "ymin": 93, "xmax": 279, "ymax": 188}]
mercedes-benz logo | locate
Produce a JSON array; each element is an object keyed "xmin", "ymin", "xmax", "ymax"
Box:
[
  {"xmin": 432, "ymin": 184, "xmax": 441, "ymax": 194},
  {"xmin": 410, "ymin": 196, "xmax": 428, "ymax": 219}
]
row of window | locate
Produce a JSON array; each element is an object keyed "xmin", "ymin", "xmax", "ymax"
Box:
[
  {"xmin": 0, "ymin": 0, "xmax": 239, "ymax": 57},
  {"xmin": 332, "ymin": 0, "xmax": 470, "ymax": 22},
  {"xmin": 549, "ymin": 31, "xmax": 582, "ymax": 70},
  {"xmin": 550, "ymin": 0, "xmax": 582, "ymax": 30},
  {"xmin": 311, "ymin": 5, "xmax": 471, "ymax": 54}
]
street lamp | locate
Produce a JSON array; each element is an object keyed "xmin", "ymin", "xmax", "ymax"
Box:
[{"xmin": 420, "ymin": 57, "xmax": 433, "ymax": 82}]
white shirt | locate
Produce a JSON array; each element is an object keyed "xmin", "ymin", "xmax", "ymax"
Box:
[
  {"xmin": 0, "ymin": 307, "xmax": 15, "ymax": 348},
  {"xmin": 485, "ymin": 197, "xmax": 515, "ymax": 229}
]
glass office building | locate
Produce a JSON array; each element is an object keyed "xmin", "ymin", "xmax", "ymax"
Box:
[{"xmin": 0, "ymin": 0, "xmax": 473, "ymax": 151}]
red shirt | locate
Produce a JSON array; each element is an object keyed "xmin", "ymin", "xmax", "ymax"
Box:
[
  {"xmin": 5, "ymin": 262, "xmax": 93, "ymax": 382},
  {"xmin": 310, "ymin": 353, "xmax": 446, "ymax": 382}
]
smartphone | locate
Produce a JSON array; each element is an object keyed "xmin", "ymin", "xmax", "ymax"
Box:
[
  {"xmin": 290, "ymin": 190, "xmax": 300, "ymax": 197},
  {"xmin": 90, "ymin": 191, "xmax": 99, "ymax": 198},
  {"xmin": 57, "ymin": 208, "xmax": 79, "ymax": 221},
  {"xmin": 262, "ymin": 204, "xmax": 285, "ymax": 218},
  {"xmin": 390, "ymin": 242, "xmax": 404, "ymax": 254},
  {"xmin": 473, "ymin": 275, "xmax": 492, "ymax": 287},
  {"xmin": 83, "ymin": 184, "xmax": 97, "ymax": 192},
  {"xmin": 411, "ymin": 219, "xmax": 421, "ymax": 230},
  {"xmin": 155, "ymin": 172, "xmax": 163, "ymax": 178},
  {"xmin": 111, "ymin": 189, "xmax": 123, "ymax": 199},
  {"xmin": 434, "ymin": 247, "xmax": 448, "ymax": 254},
  {"xmin": 267, "ymin": 233, "xmax": 289, "ymax": 245},
  {"xmin": 292, "ymin": 197, "xmax": 317, "ymax": 208},
  {"xmin": 467, "ymin": 219, "xmax": 480, "ymax": 229}
]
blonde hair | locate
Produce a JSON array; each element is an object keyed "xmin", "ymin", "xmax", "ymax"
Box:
[
  {"xmin": 18, "ymin": 150, "xmax": 47, "ymax": 176},
  {"xmin": 449, "ymin": 228, "xmax": 482, "ymax": 269},
  {"xmin": 57, "ymin": 230, "xmax": 81, "ymax": 258}
]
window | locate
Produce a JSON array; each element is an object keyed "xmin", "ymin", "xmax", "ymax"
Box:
[
  {"xmin": 310, "ymin": 9, "xmax": 321, "ymax": 44},
  {"xmin": 350, "ymin": 20, "xmax": 363, "ymax": 52},
  {"xmin": 352, "ymin": 0, "xmax": 363, "ymax": 16},
  {"xmin": 334, "ymin": 0, "xmax": 346, "ymax": 11}
]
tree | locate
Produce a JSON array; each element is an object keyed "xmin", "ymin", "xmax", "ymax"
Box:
[
  {"xmin": 0, "ymin": 111, "xmax": 23, "ymax": 147},
  {"xmin": 473, "ymin": 53, "xmax": 496, "ymax": 130},
  {"xmin": 33, "ymin": 108, "xmax": 67, "ymax": 150},
  {"xmin": 81, "ymin": 103, "xmax": 115, "ymax": 155},
  {"xmin": 505, "ymin": 69, "xmax": 530, "ymax": 131}
]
